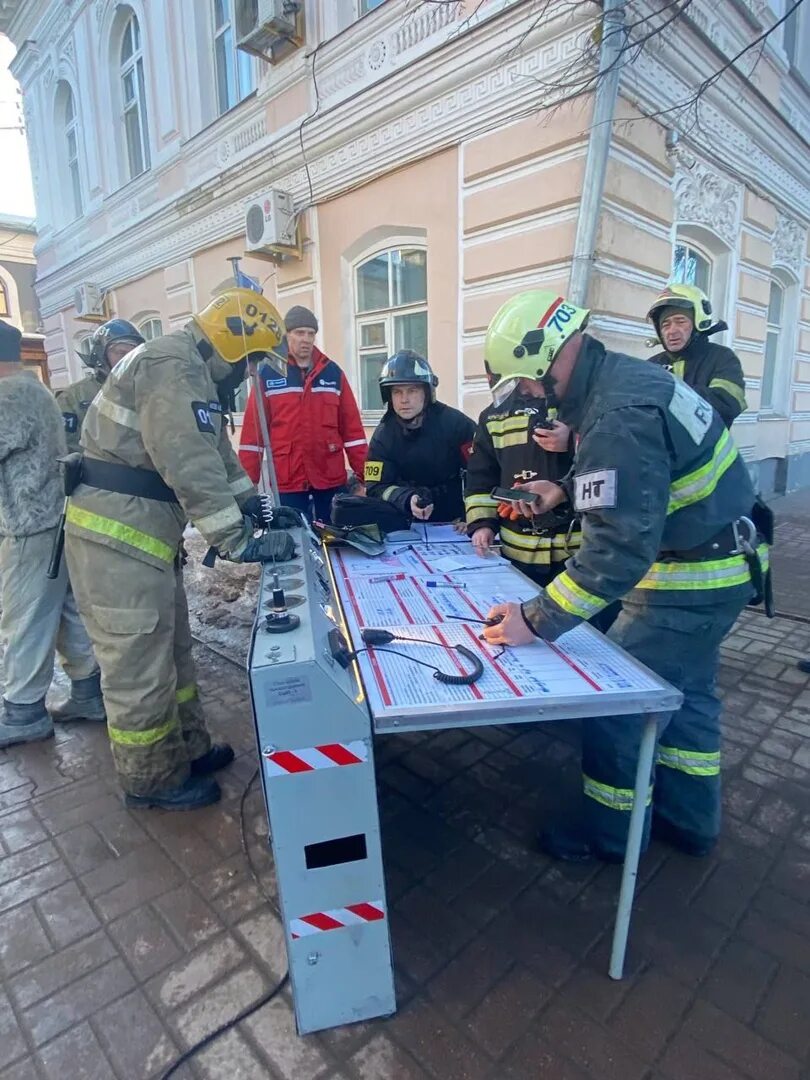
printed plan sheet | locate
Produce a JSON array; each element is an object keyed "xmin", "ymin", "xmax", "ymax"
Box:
[{"xmin": 328, "ymin": 529, "xmax": 679, "ymax": 729}]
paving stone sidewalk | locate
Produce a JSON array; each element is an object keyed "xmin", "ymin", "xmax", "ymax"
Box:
[{"xmin": 1, "ymin": 492, "xmax": 809, "ymax": 1080}]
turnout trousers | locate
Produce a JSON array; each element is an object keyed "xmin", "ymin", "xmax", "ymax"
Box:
[
  {"xmin": 581, "ymin": 594, "xmax": 749, "ymax": 857},
  {"xmin": 0, "ymin": 529, "xmax": 98, "ymax": 704},
  {"xmin": 65, "ymin": 536, "xmax": 211, "ymax": 795}
]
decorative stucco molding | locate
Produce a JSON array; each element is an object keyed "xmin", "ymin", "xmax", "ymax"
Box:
[
  {"xmin": 672, "ymin": 151, "xmax": 742, "ymax": 248},
  {"xmin": 773, "ymin": 212, "xmax": 805, "ymax": 277}
]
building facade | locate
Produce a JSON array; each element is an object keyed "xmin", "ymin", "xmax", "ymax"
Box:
[
  {"xmin": 3, "ymin": 0, "xmax": 809, "ymax": 490},
  {"xmin": 0, "ymin": 212, "xmax": 47, "ymax": 379}
]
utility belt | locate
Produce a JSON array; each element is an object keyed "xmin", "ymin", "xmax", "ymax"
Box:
[
  {"xmin": 658, "ymin": 498, "xmax": 774, "ymax": 615},
  {"xmin": 73, "ymin": 455, "xmax": 179, "ymax": 504}
]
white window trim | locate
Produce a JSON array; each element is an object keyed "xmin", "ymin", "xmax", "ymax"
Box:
[
  {"xmin": 671, "ymin": 224, "xmax": 733, "ymax": 346},
  {"xmin": 59, "ymin": 83, "xmax": 83, "ymax": 222},
  {"xmin": 119, "ymin": 11, "xmax": 151, "ymax": 180},
  {"xmin": 212, "ymin": 0, "xmax": 256, "ymax": 117},
  {"xmin": 759, "ymin": 269, "xmax": 799, "ymax": 418},
  {"xmin": 351, "ymin": 242, "xmax": 429, "ymax": 421}
]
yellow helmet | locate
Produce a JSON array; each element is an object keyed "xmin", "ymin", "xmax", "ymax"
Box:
[
  {"xmin": 647, "ymin": 282, "xmax": 713, "ymax": 337},
  {"xmin": 193, "ymin": 288, "xmax": 284, "ymax": 364},
  {"xmin": 484, "ymin": 291, "xmax": 590, "ymax": 404}
]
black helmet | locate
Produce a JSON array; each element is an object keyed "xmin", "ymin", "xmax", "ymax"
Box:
[
  {"xmin": 378, "ymin": 350, "xmax": 438, "ymax": 405},
  {"xmin": 87, "ymin": 319, "xmax": 145, "ymax": 375}
]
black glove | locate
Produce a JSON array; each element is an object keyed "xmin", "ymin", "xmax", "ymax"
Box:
[
  {"xmin": 241, "ymin": 495, "xmax": 269, "ymax": 528},
  {"xmin": 237, "ymin": 531, "xmax": 296, "ymax": 563},
  {"xmin": 267, "ymin": 505, "xmax": 304, "ymax": 530}
]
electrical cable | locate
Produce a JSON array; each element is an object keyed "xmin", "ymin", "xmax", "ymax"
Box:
[{"xmin": 159, "ymin": 768, "xmax": 289, "ymax": 1079}]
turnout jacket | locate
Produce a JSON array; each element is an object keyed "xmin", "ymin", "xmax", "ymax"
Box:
[
  {"xmin": 0, "ymin": 373, "xmax": 65, "ymax": 537},
  {"xmin": 650, "ymin": 333, "xmax": 747, "ymax": 428},
  {"xmin": 56, "ymin": 372, "xmax": 103, "ymax": 453},
  {"xmin": 239, "ymin": 344, "xmax": 367, "ymax": 492},
  {"xmin": 66, "ymin": 328, "xmax": 257, "ymax": 569},
  {"xmin": 523, "ymin": 336, "xmax": 759, "ymax": 640},
  {"xmin": 465, "ymin": 398, "xmax": 579, "ymax": 574},
  {"xmin": 365, "ymin": 402, "xmax": 475, "ymax": 522}
]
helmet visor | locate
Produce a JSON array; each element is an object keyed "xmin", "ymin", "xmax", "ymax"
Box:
[{"xmin": 491, "ymin": 376, "xmax": 521, "ymax": 407}]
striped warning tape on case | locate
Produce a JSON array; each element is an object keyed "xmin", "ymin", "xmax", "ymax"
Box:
[
  {"xmin": 290, "ymin": 901, "xmax": 386, "ymax": 939},
  {"xmin": 263, "ymin": 740, "xmax": 368, "ymax": 777}
]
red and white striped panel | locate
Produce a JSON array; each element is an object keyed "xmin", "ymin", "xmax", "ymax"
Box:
[
  {"xmin": 290, "ymin": 901, "xmax": 385, "ymax": 939},
  {"xmin": 263, "ymin": 741, "xmax": 368, "ymax": 778}
]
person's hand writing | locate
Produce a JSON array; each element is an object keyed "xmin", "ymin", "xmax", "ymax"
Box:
[
  {"xmin": 512, "ymin": 480, "xmax": 567, "ymax": 520},
  {"xmin": 482, "ymin": 603, "xmax": 536, "ymax": 646},
  {"xmin": 532, "ymin": 420, "xmax": 571, "ymax": 454},
  {"xmin": 410, "ymin": 494, "xmax": 434, "ymax": 521},
  {"xmin": 472, "ymin": 527, "xmax": 495, "ymax": 556}
]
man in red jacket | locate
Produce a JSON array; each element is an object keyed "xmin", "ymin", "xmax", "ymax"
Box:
[{"xmin": 239, "ymin": 306, "xmax": 368, "ymax": 520}]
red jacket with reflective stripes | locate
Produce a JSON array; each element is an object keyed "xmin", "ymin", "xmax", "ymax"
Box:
[{"xmin": 238, "ymin": 346, "xmax": 368, "ymax": 492}]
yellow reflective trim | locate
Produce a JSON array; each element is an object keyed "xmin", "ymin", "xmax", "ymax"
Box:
[
  {"xmin": 176, "ymin": 684, "xmax": 197, "ymax": 705},
  {"xmin": 635, "ymin": 544, "xmax": 768, "ymax": 591},
  {"xmin": 657, "ymin": 745, "xmax": 720, "ymax": 776},
  {"xmin": 108, "ymin": 715, "xmax": 177, "ymax": 747},
  {"xmin": 464, "ymin": 494, "xmax": 498, "ymax": 510},
  {"xmin": 381, "ymin": 485, "xmax": 399, "ymax": 502},
  {"xmin": 229, "ymin": 475, "xmax": 254, "ymax": 496},
  {"xmin": 94, "ymin": 395, "xmax": 139, "ymax": 430},
  {"xmin": 466, "ymin": 506, "xmax": 497, "ymax": 524},
  {"xmin": 486, "ymin": 416, "xmax": 529, "ymax": 435},
  {"xmin": 672, "ymin": 359, "xmax": 686, "ymax": 380},
  {"xmin": 491, "ymin": 432, "xmax": 529, "ymax": 449},
  {"xmin": 708, "ymin": 377, "xmax": 748, "ymax": 411},
  {"xmin": 583, "ymin": 774, "xmax": 653, "ymax": 811},
  {"xmin": 66, "ymin": 504, "xmax": 175, "ymax": 564},
  {"xmin": 668, "ymin": 429, "xmax": 737, "ymax": 514},
  {"xmin": 547, "ymin": 571, "xmax": 607, "ymax": 618},
  {"xmin": 196, "ymin": 505, "xmax": 244, "ymax": 535}
]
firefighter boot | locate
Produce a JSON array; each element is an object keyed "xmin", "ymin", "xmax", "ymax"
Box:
[
  {"xmin": 124, "ymin": 775, "xmax": 221, "ymax": 811},
  {"xmin": 51, "ymin": 671, "xmax": 106, "ymax": 723},
  {"xmin": 536, "ymin": 824, "xmax": 624, "ymax": 865},
  {"xmin": 0, "ymin": 698, "xmax": 54, "ymax": 748},
  {"xmin": 190, "ymin": 743, "xmax": 235, "ymax": 776}
]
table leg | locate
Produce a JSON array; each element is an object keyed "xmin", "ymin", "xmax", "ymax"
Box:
[{"xmin": 608, "ymin": 713, "xmax": 658, "ymax": 980}]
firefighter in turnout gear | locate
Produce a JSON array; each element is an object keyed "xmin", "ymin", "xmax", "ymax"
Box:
[
  {"xmin": 465, "ymin": 373, "xmax": 578, "ymax": 587},
  {"xmin": 56, "ymin": 320, "xmax": 146, "ymax": 453},
  {"xmin": 65, "ymin": 288, "xmax": 295, "ymax": 811},
  {"xmin": 482, "ymin": 290, "xmax": 768, "ymax": 862},
  {"xmin": 365, "ymin": 351, "xmax": 475, "ymax": 522},
  {"xmin": 648, "ymin": 283, "xmax": 747, "ymax": 428}
]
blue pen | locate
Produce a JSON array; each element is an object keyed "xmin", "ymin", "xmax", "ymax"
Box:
[{"xmin": 425, "ymin": 580, "xmax": 467, "ymax": 590}]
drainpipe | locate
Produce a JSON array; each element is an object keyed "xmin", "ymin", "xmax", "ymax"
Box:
[{"xmin": 568, "ymin": 0, "xmax": 626, "ymax": 306}]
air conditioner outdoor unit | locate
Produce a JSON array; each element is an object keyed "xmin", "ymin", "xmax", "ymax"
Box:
[
  {"xmin": 245, "ymin": 189, "xmax": 298, "ymax": 252},
  {"xmin": 235, "ymin": 0, "xmax": 301, "ymax": 60},
  {"xmin": 74, "ymin": 283, "xmax": 105, "ymax": 319}
]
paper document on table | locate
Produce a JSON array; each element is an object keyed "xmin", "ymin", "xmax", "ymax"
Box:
[
  {"xmin": 353, "ymin": 622, "xmax": 664, "ymax": 714},
  {"xmin": 332, "ymin": 542, "xmax": 508, "ymax": 580}
]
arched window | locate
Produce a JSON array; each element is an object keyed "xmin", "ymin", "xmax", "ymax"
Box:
[
  {"xmin": 354, "ymin": 247, "xmax": 427, "ymax": 411},
  {"xmin": 760, "ymin": 270, "xmax": 798, "ymax": 415},
  {"xmin": 139, "ymin": 317, "xmax": 163, "ymax": 340},
  {"xmin": 56, "ymin": 82, "xmax": 83, "ymax": 220},
  {"xmin": 671, "ymin": 240, "xmax": 712, "ymax": 294},
  {"xmin": 120, "ymin": 11, "xmax": 151, "ymax": 178},
  {"xmin": 0, "ymin": 281, "xmax": 9, "ymax": 319},
  {"xmin": 213, "ymin": 0, "xmax": 255, "ymax": 115}
]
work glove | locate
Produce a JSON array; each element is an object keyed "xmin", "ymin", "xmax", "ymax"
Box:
[
  {"xmin": 497, "ymin": 501, "xmax": 522, "ymax": 522},
  {"xmin": 241, "ymin": 495, "xmax": 270, "ymax": 528},
  {"xmin": 235, "ymin": 531, "xmax": 297, "ymax": 564},
  {"xmin": 266, "ymin": 505, "xmax": 304, "ymax": 530}
]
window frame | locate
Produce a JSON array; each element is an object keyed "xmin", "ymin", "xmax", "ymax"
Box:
[
  {"xmin": 353, "ymin": 245, "xmax": 429, "ymax": 419},
  {"xmin": 670, "ymin": 224, "xmax": 733, "ymax": 346},
  {"xmin": 0, "ymin": 280, "xmax": 9, "ymax": 319},
  {"xmin": 212, "ymin": 0, "xmax": 256, "ymax": 116},
  {"xmin": 56, "ymin": 82, "xmax": 83, "ymax": 222},
  {"xmin": 759, "ymin": 270, "xmax": 799, "ymax": 418},
  {"xmin": 138, "ymin": 317, "xmax": 163, "ymax": 341},
  {"xmin": 119, "ymin": 11, "xmax": 151, "ymax": 180}
]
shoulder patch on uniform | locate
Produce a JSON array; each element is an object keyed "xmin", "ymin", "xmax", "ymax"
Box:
[
  {"xmin": 265, "ymin": 377, "xmax": 286, "ymax": 389},
  {"xmin": 364, "ymin": 460, "xmax": 384, "ymax": 482},
  {"xmin": 574, "ymin": 469, "xmax": 617, "ymax": 511},
  {"xmin": 63, "ymin": 413, "xmax": 78, "ymax": 434},
  {"xmin": 668, "ymin": 379, "xmax": 713, "ymax": 444},
  {"xmin": 191, "ymin": 401, "xmax": 217, "ymax": 434}
]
